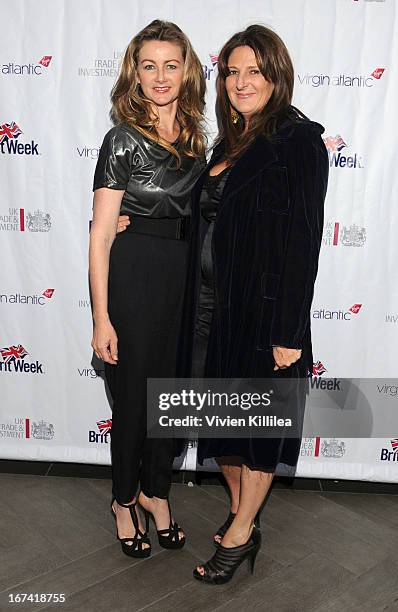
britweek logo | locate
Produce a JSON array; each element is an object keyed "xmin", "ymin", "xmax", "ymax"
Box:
[
  {"xmin": 0, "ymin": 417, "xmax": 54, "ymax": 439},
  {"xmin": 323, "ymin": 221, "xmax": 366, "ymax": 247},
  {"xmin": 0, "ymin": 288, "xmax": 55, "ymax": 306},
  {"xmin": 323, "ymin": 135, "xmax": 364, "ymax": 169},
  {"xmin": 0, "ymin": 345, "xmax": 44, "ymax": 374},
  {"xmin": 312, "ymin": 303, "xmax": 363, "ymax": 321},
  {"xmin": 380, "ymin": 439, "xmax": 398, "ymax": 462},
  {"xmin": 89, "ymin": 418, "xmax": 112, "ymax": 443},
  {"xmin": 2, "ymin": 55, "xmax": 52, "ymax": 76},
  {"xmin": 0, "ymin": 208, "xmax": 52, "ymax": 232},
  {"xmin": 312, "ymin": 361, "xmax": 327, "ymax": 376},
  {"xmin": 203, "ymin": 54, "xmax": 218, "ymax": 80},
  {"xmin": 0, "ymin": 122, "xmax": 40, "ymax": 156},
  {"xmin": 78, "ymin": 51, "xmax": 122, "ymax": 77},
  {"xmin": 297, "ymin": 67, "xmax": 385, "ymax": 88}
]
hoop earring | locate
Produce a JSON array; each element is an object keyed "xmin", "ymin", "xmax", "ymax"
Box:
[{"xmin": 230, "ymin": 106, "xmax": 239, "ymax": 124}]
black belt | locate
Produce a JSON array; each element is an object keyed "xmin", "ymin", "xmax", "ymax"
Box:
[{"xmin": 125, "ymin": 215, "xmax": 190, "ymax": 241}]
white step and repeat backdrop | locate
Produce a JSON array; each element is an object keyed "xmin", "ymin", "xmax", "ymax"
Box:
[{"xmin": 1, "ymin": 0, "xmax": 397, "ymax": 482}]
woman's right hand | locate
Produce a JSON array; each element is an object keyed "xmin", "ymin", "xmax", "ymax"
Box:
[
  {"xmin": 91, "ymin": 319, "xmax": 118, "ymax": 364},
  {"xmin": 116, "ymin": 215, "xmax": 130, "ymax": 233}
]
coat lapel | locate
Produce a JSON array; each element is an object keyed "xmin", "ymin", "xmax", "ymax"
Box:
[{"xmin": 209, "ymin": 136, "xmax": 280, "ymax": 203}]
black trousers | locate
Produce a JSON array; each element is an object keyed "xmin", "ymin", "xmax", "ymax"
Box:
[{"xmin": 105, "ymin": 230, "xmax": 188, "ymax": 505}]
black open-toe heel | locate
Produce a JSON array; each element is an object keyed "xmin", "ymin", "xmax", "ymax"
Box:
[
  {"xmin": 111, "ymin": 498, "xmax": 151, "ymax": 558},
  {"xmin": 143, "ymin": 500, "xmax": 186, "ymax": 550},
  {"xmin": 213, "ymin": 511, "xmax": 236, "ymax": 547},
  {"xmin": 193, "ymin": 527, "xmax": 261, "ymax": 585}
]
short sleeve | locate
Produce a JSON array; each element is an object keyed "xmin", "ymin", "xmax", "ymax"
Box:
[{"xmin": 93, "ymin": 126, "xmax": 134, "ymax": 191}]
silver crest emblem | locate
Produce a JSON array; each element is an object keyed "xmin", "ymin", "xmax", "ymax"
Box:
[
  {"xmin": 340, "ymin": 224, "xmax": 366, "ymax": 247},
  {"xmin": 321, "ymin": 438, "xmax": 345, "ymax": 458},
  {"xmin": 26, "ymin": 210, "xmax": 52, "ymax": 232},
  {"xmin": 31, "ymin": 420, "xmax": 54, "ymax": 440}
]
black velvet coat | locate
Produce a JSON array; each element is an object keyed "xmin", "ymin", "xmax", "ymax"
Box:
[{"xmin": 178, "ymin": 115, "xmax": 329, "ymax": 470}]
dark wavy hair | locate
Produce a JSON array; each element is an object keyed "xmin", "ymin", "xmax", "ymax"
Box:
[
  {"xmin": 111, "ymin": 19, "xmax": 206, "ymax": 163},
  {"xmin": 216, "ymin": 24, "xmax": 301, "ymax": 161}
]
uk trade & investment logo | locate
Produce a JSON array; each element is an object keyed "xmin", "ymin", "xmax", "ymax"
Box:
[
  {"xmin": 300, "ymin": 437, "xmax": 345, "ymax": 458},
  {"xmin": 321, "ymin": 438, "xmax": 346, "ymax": 458},
  {"xmin": 0, "ymin": 288, "xmax": 55, "ymax": 306},
  {"xmin": 0, "ymin": 417, "xmax": 54, "ymax": 439},
  {"xmin": 2, "ymin": 55, "xmax": 52, "ymax": 76},
  {"xmin": 323, "ymin": 135, "xmax": 364, "ymax": 169},
  {"xmin": 312, "ymin": 303, "xmax": 363, "ymax": 321},
  {"xmin": 78, "ymin": 51, "xmax": 122, "ymax": 77},
  {"xmin": 0, "ymin": 208, "xmax": 52, "ymax": 232},
  {"xmin": 0, "ymin": 122, "xmax": 40, "ymax": 156},
  {"xmin": 380, "ymin": 439, "xmax": 398, "ymax": 462},
  {"xmin": 298, "ymin": 67, "xmax": 385, "ymax": 88},
  {"xmin": 203, "ymin": 54, "xmax": 218, "ymax": 80},
  {"xmin": 323, "ymin": 221, "xmax": 366, "ymax": 247},
  {"xmin": 89, "ymin": 418, "xmax": 112, "ymax": 443},
  {"xmin": 0, "ymin": 345, "xmax": 44, "ymax": 374}
]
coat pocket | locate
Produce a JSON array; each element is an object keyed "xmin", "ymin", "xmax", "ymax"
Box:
[
  {"xmin": 256, "ymin": 167, "xmax": 290, "ymax": 213},
  {"xmin": 261, "ymin": 272, "xmax": 280, "ymax": 300}
]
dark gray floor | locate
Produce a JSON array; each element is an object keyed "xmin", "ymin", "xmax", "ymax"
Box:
[{"xmin": 0, "ymin": 473, "xmax": 398, "ymax": 611}]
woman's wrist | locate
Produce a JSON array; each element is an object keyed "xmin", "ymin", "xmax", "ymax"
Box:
[{"xmin": 93, "ymin": 311, "xmax": 110, "ymax": 325}]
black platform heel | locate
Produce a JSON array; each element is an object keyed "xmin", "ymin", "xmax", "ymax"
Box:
[
  {"xmin": 193, "ymin": 526, "xmax": 261, "ymax": 585},
  {"xmin": 111, "ymin": 498, "xmax": 151, "ymax": 558},
  {"xmin": 213, "ymin": 511, "xmax": 236, "ymax": 547},
  {"xmin": 143, "ymin": 500, "xmax": 186, "ymax": 550}
]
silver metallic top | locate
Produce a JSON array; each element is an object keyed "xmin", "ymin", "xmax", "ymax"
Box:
[{"xmin": 93, "ymin": 123, "xmax": 204, "ymax": 218}]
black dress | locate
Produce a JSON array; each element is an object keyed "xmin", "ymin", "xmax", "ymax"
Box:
[
  {"xmin": 93, "ymin": 123, "xmax": 203, "ymax": 504},
  {"xmin": 191, "ymin": 166, "xmax": 232, "ymax": 378}
]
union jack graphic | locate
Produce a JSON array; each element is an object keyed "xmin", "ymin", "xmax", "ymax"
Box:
[
  {"xmin": 0, "ymin": 344, "xmax": 28, "ymax": 363},
  {"xmin": 348, "ymin": 303, "xmax": 362, "ymax": 315},
  {"xmin": 209, "ymin": 54, "xmax": 219, "ymax": 67},
  {"xmin": 0, "ymin": 122, "xmax": 22, "ymax": 144},
  {"xmin": 323, "ymin": 135, "xmax": 347, "ymax": 152},
  {"xmin": 371, "ymin": 68, "xmax": 385, "ymax": 80},
  {"xmin": 38, "ymin": 56, "xmax": 52, "ymax": 68},
  {"xmin": 391, "ymin": 439, "xmax": 398, "ymax": 453},
  {"xmin": 313, "ymin": 361, "xmax": 327, "ymax": 376},
  {"xmin": 97, "ymin": 419, "xmax": 112, "ymax": 434}
]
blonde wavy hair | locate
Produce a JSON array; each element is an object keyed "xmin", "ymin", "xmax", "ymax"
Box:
[{"xmin": 111, "ymin": 19, "xmax": 206, "ymax": 163}]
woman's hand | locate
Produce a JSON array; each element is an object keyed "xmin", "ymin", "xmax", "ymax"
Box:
[
  {"xmin": 116, "ymin": 215, "xmax": 130, "ymax": 233},
  {"xmin": 273, "ymin": 346, "xmax": 302, "ymax": 370},
  {"xmin": 91, "ymin": 319, "xmax": 118, "ymax": 365}
]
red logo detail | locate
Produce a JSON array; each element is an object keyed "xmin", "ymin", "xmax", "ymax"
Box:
[
  {"xmin": 209, "ymin": 54, "xmax": 219, "ymax": 67},
  {"xmin": 97, "ymin": 419, "xmax": 112, "ymax": 435},
  {"xmin": 38, "ymin": 56, "xmax": 52, "ymax": 68},
  {"xmin": 323, "ymin": 135, "xmax": 347, "ymax": 152},
  {"xmin": 0, "ymin": 122, "xmax": 22, "ymax": 144},
  {"xmin": 0, "ymin": 344, "xmax": 28, "ymax": 363},
  {"xmin": 391, "ymin": 439, "xmax": 398, "ymax": 453},
  {"xmin": 313, "ymin": 361, "xmax": 327, "ymax": 376},
  {"xmin": 371, "ymin": 68, "xmax": 385, "ymax": 80},
  {"xmin": 348, "ymin": 303, "xmax": 362, "ymax": 315},
  {"xmin": 42, "ymin": 288, "xmax": 55, "ymax": 298}
]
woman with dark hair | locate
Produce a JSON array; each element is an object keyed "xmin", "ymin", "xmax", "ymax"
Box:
[
  {"xmin": 178, "ymin": 24, "xmax": 329, "ymax": 583},
  {"xmin": 89, "ymin": 19, "xmax": 205, "ymax": 558}
]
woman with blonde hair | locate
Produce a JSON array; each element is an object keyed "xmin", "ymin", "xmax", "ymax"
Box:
[{"xmin": 89, "ymin": 19, "xmax": 205, "ymax": 558}]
